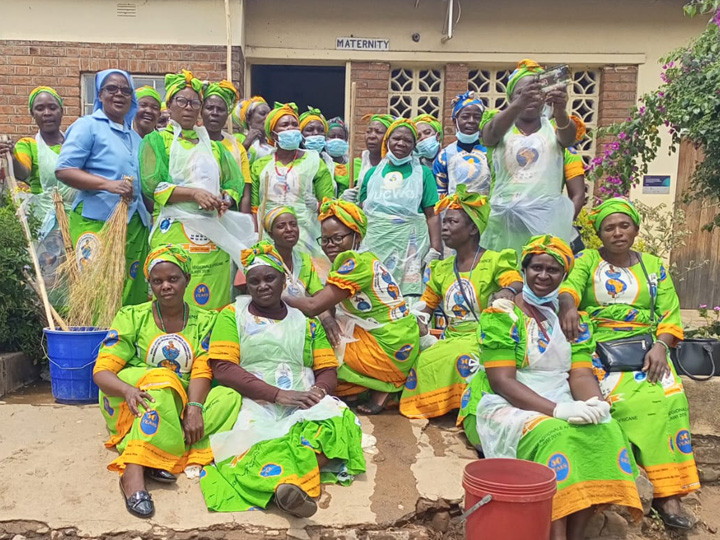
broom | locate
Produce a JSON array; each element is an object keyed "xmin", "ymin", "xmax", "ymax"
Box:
[{"xmin": 52, "ymin": 187, "xmax": 79, "ymax": 289}]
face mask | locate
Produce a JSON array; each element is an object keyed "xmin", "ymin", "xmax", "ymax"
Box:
[
  {"xmin": 387, "ymin": 150, "xmax": 413, "ymax": 166},
  {"xmin": 522, "ymin": 282, "xmax": 561, "ymax": 310},
  {"xmin": 326, "ymin": 138, "xmax": 349, "ymax": 158},
  {"xmin": 416, "ymin": 136, "xmax": 440, "ymax": 159},
  {"xmin": 455, "ymin": 129, "xmax": 480, "ymax": 145},
  {"xmin": 304, "ymin": 134, "xmax": 326, "ymax": 152},
  {"xmin": 276, "ymin": 129, "xmax": 303, "ymax": 151}
]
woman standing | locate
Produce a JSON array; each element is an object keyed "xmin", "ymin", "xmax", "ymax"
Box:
[
  {"xmin": 233, "ymin": 96, "xmax": 272, "ymax": 165},
  {"xmin": 413, "ymin": 113, "xmax": 443, "ymax": 170},
  {"xmin": 325, "ymin": 116, "xmax": 352, "ymax": 196},
  {"xmin": 94, "ymin": 245, "xmax": 242, "ymax": 518},
  {"xmin": 299, "ymin": 106, "xmax": 337, "ymax": 184},
  {"xmin": 559, "ymin": 198, "xmax": 698, "ymax": 530},
  {"xmin": 399, "ymin": 186, "xmax": 522, "ymax": 419},
  {"xmin": 202, "ymin": 242, "xmax": 365, "ymax": 516},
  {"xmin": 358, "ymin": 118, "xmax": 442, "ymax": 302},
  {"xmin": 341, "ymin": 113, "xmax": 394, "ymax": 202},
  {"xmin": 140, "ymin": 70, "xmax": 254, "ymax": 311},
  {"xmin": 480, "ymin": 60, "xmax": 585, "ymax": 255},
  {"xmin": 434, "ymin": 91, "xmax": 490, "ymax": 198},
  {"xmin": 133, "ymin": 86, "xmax": 162, "ymax": 138},
  {"xmin": 251, "ymin": 103, "xmax": 334, "ymax": 263},
  {"xmin": 56, "ymin": 69, "xmax": 151, "ymax": 306},
  {"xmin": 201, "ymin": 81, "xmax": 253, "ymax": 213},
  {"xmin": 284, "ymin": 199, "xmax": 420, "ymax": 415}
]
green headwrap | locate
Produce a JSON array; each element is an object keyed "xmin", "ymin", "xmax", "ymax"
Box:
[
  {"xmin": 435, "ymin": 184, "xmax": 490, "ymax": 234},
  {"xmin": 521, "ymin": 235, "xmax": 574, "ymax": 274},
  {"xmin": 241, "ymin": 241, "xmax": 285, "ymax": 273},
  {"xmin": 588, "ymin": 198, "xmax": 641, "ymax": 232},
  {"xmin": 135, "ymin": 85, "xmax": 161, "ymax": 105},
  {"xmin": 28, "ymin": 86, "xmax": 63, "ymax": 112},
  {"xmin": 265, "ymin": 102, "xmax": 299, "ymax": 145},
  {"xmin": 204, "ymin": 80, "xmax": 240, "ymax": 111},
  {"xmin": 381, "ymin": 118, "xmax": 417, "ymax": 158},
  {"xmin": 364, "ymin": 114, "xmax": 394, "ymax": 129},
  {"xmin": 413, "ymin": 114, "xmax": 443, "ymax": 143},
  {"xmin": 319, "ymin": 198, "xmax": 368, "ymax": 239},
  {"xmin": 143, "ymin": 244, "xmax": 192, "ymax": 279},
  {"xmin": 299, "ymin": 106, "xmax": 328, "ymax": 132},
  {"xmin": 264, "ymin": 206, "xmax": 297, "ymax": 233},
  {"xmin": 164, "ymin": 69, "xmax": 204, "ymax": 103},
  {"xmin": 506, "ymin": 59, "xmax": 545, "ymax": 99}
]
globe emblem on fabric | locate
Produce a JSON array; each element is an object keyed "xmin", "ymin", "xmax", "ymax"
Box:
[
  {"xmin": 634, "ymin": 371, "xmax": 647, "ymax": 383},
  {"xmin": 159, "ymin": 341, "xmax": 182, "ymax": 373},
  {"xmin": 604, "ymin": 268, "xmax": 627, "ymax": 298},
  {"xmin": 75, "ymin": 232, "xmax": 101, "ymax": 269},
  {"xmin": 456, "ymin": 354, "xmax": 479, "ymax": 378},
  {"xmin": 103, "ymin": 329, "xmax": 120, "ymax": 348},
  {"xmin": 618, "ymin": 448, "xmax": 633, "ymax": 475},
  {"xmin": 395, "ymin": 344, "xmax": 414, "ymax": 362},
  {"xmin": 103, "ymin": 396, "xmax": 115, "ymax": 417},
  {"xmin": 337, "ymin": 258, "xmax": 356, "ymax": 275},
  {"xmin": 140, "ymin": 410, "xmax": 160, "ymax": 436},
  {"xmin": 351, "ymin": 292, "xmax": 373, "ymax": 312},
  {"xmin": 159, "ymin": 218, "xmax": 172, "ymax": 233},
  {"xmin": 515, "ymin": 146, "xmax": 539, "ymax": 167},
  {"xmin": 576, "ymin": 323, "xmax": 591, "ymax": 343},
  {"xmin": 405, "ymin": 368, "xmax": 418, "ymax": 390},
  {"xmin": 382, "ymin": 171, "xmax": 404, "ymax": 190},
  {"xmin": 260, "ymin": 463, "xmax": 283, "ymax": 478},
  {"xmin": 547, "ymin": 453, "xmax": 570, "ymax": 482},
  {"xmin": 129, "ymin": 260, "xmax": 139, "ymax": 279},
  {"xmin": 275, "ymin": 363, "xmax": 294, "ymax": 390},
  {"xmin": 675, "ymin": 430, "xmax": 692, "ymax": 454},
  {"xmin": 461, "ymin": 387, "xmax": 471, "ymax": 409},
  {"xmin": 194, "ymin": 283, "xmax": 211, "ymax": 305},
  {"xmin": 147, "ymin": 334, "xmax": 193, "ymax": 374},
  {"xmin": 200, "ymin": 468, "xmax": 207, "ymax": 479}
]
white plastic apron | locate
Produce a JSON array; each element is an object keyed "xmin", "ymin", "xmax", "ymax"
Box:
[
  {"xmin": 362, "ymin": 158, "xmax": 430, "ymax": 296},
  {"xmin": 251, "ymin": 139, "xmax": 274, "ymax": 161},
  {"xmin": 150, "ymin": 121, "xmax": 256, "ymax": 267},
  {"xmin": 356, "ymin": 150, "xmax": 372, "ymax": 190},
  {"xmin": 482, "ymin": 117, "xmax": 575, "ymax": 255},
  {"xmin": 321, "ymin": 151, "xmax": 336, "ymax": 182},
  {"xmin": 221, "ymin": 131, "xmax": 246, "ymax": 173},
  {"xmin": 476, "ymin": 305, "xmax": 574, "ymax": 459},
  {"xmin": 446, "ymin": 143, "xmax": 491, "ymax": 196},
  {"xmin": 210, "ymin": 296, "xmax": 345, "ymax": 463}
]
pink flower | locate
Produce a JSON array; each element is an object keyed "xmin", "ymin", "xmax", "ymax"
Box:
[
  {"xmin": 714, "ymin": 9, "xmax": 720, "ymax": 27},
  {"xmin": 714, "ymin": 306, "xmax": 720, "ymax": 312},
  {"xmin": 658, "ymin": 91, "xmax": 665, "ymax": 98},
  {"xmin": 700, "ymin": 304, "xmax": 708, "ymax": 309},
  {"xmin": 639, "ymin": 107, "xmax": 646, "ymax": 115},
  {"xmin": 618, "ymin": 132, "xmax": 627, "ymax": 140}
]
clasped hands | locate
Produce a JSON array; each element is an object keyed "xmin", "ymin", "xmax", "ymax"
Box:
[{"xmin": 553, "ymin": 396, "xmax": 611, "ymax": 425}]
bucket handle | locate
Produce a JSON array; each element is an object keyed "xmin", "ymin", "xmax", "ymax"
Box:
[
  {"xmin": 459, "ymin": 494, "xmax": 493, "ymax": 522},
  {"xmin": 41, "ymin": 330, "xmax": 106, "ymax": 366},
  {"xmin": 47, "ymin": 358, "xmax": 97, "ymax": 371}
]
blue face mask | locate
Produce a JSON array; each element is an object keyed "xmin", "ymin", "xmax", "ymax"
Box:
[
  {"xmin": 303, "ymin": 134, "xmax": 326, "ymax": 152},
  {"xmin": 276, "ymin": 129, "xmax": 303, "ymax": 151},
  {"xmin": 522, "ymin": 282, "xmax": 561, "ymax": 310},
  {"xmin": 387, "ymin": 150, "xmax": 413, "ymax": 166},
  {"xmin": 455, "ymin": 129, "xmax": 480, "ymax": 145},
  {"xmin": 326, "ymin": 138, "xmax": 349, "ymax": 158},
  {"xmin": 416, "ymin": 136, "xmax": 441, "ymax": 159}
]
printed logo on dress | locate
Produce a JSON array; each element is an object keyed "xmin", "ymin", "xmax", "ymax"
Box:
[
  {"xmin": 538, "ymin": 336, "xmax": 548, "ymax": 353},
  {"xmin": 618, "ymin": 448, "xmax": 633, "ymax": 475},
  {"xmin": 668, "ymin": 435, "xmax": 675, "ymax": 453},
  {"xmin": 103, "ymin": 329, "xmax": 120, "ymax": 348},
  {"xmin": 75, "ymin": 232, "xmax": 101, "ymax": 270},
  {"xmin": 140, "ymin": 410, "xmax": 160, "ymax": 436},
  {"xmin": 395, "ymin": 344, "xmax": 414, "ymax": 362},
  {"xmin": 159, "ymin": 218, "xmax": 172, "ymax": 233},
  {"xmin": 604, "ymin": 268, "xmax": 627, "ymax": 298},
  {"xmin": 337, "ymin": 258, "xmax": 356, "ymax": 275},
  {"xmin": 574, "ymin": 251, "xmax": 584, "ymax": 259},
  {"xmin": 147, "ymin": 334, "xmax": 193, "ymax": 374},
  {"xmin": 405, "ymin": 368, "xmax": 418, "ymax": 390},
  {"xmin": 200, "ymin": 468, "xmax": 207, "ymax": 479},
  {"xmin": 301, "ymin": 436, "xmax": 315, "ymax": 449},
  {"xmin": 547, "ymin": 453, "xmax": 571, "ymax": 482},
  {"xmin": 309, "ymin": 320, "xmax": 317, "ymax": 339},
  {"xmin": 575, "ymin": 323, "xmax": 591, "ymax": 344},
  {"xmin": 259, "ymin": 463, "xmax": 283, "ymax": 478},
  {"xmin": 423, "ymin": 266, "xmax": 431, "ymax": 285},
  {"xmin": 201, "ymin": 332, "xmax": 211, "ymax": 352},
  {"xmin": 675, "ymin": 430, "xmax": 692, "ymax": 454},
  {"xmin": 515, "ymin": 146, "xmax": 539, "ymax": 167},
  {"xmin": 510, "ymin": 324, "xmax": 520, "ymax": 344},
  {"xmin": 624, "ymin": 309, "xmax": 639, "ymax": 322},
  {"xmin": 461, "ymin": 387, "xmax": 472, "ymax": 409},
  {"xmin": 456, "ymin": 354, "xmax": 479, "ymax": 378},
  {"xmin": 634, "ymin": 371, "xmax": 647, "ymax": 383},
  {"xmin": 129, "ymin": 260, "xmax": 139, "ymax": 279},
  {"xmin": 103, "ymin": 396, "xmax": 115, "ymax": 416},
  {"xmin": 660, "ymin": 265, "xmax": 667, "ymax": 281},
  {"xmin": 567, "ymin": 146, "xmax": 578, "ymax": 155},
  {"xmin": 194, "ymin": 284, "xmax": 211, "ymax": 306}
]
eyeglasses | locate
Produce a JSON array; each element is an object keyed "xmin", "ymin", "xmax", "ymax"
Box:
[
  {"xmin": 101, "ymin": 84, "xmax": 133, "ymax": 96},
  {"xmin": 316, "ymin": 232, "xmax": 354, "ymax": 247},
  {"xmin": 174, "ymin": 96, "xmax": 202, "ymax": 110}
]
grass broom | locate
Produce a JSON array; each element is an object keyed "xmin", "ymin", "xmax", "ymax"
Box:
[{"xmin": 52, "ymin": 187, "xmax": 79, "ymax": 290}]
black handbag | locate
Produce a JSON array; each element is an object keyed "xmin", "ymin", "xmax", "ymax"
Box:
[
  {"xmin": 596, "ymin": 256, "xmax": 656, "ymax": 372},
  {"xmin": 671, "ymin": 339, "xmax": 719, "ymax": 381}
]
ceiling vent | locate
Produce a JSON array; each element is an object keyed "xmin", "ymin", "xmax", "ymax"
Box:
[{"xmin": 116, "ymin": 3, "xmax": 137, "ymax": 17}]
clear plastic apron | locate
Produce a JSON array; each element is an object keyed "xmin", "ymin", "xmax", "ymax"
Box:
[
  {"xmin": 356, "ymin": 150, "xmax": 372, "ymax": 190},
  {"xmin": 362, "ymin": 158, "xmax": 429, "ymax": 296},
  {"xmin": 321, "ymin": 151, "xmax": 336, "ymax": 182},
  {"xmin": 482, "ymin": 117, "xmax": 575, "ymax": 254},
  {"xmin": 221, "ymin": 131, "xmax": 245, "ymax": 171},
  {"xmin": 150, "ymin": 121, "xmax": 256, "ymax": 267},
  {"xmin": 476, "ymin": 306, "xmax": 573, "ymax": 459},
  {"xmin": 210, "ymin": 296, "xmax": 345, "ymax": 463},
  {"xmin": 446, "ymin": 143, "xmax": 491, "ymax": 196},
  {"xmin": 251, "ymin": 139, "xmax": 274, "ymax": 161},
  {"xmin": 284, "ymin": 251, "xmax": 308, "ymax": 298}
]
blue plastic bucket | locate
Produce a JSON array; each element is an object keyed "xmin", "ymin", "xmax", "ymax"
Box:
[{"xmin": 44, "ymin": 327, "xmax": 108, "ymax": 404}]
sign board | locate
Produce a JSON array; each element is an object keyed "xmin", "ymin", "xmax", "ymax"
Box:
[
  {"xmin": 642, "ymin": 175, "xmax": 671, "ymax": 195},
  {"xmin": 336, "ymin": 37, "xmax": 390, "ymax": 51}
]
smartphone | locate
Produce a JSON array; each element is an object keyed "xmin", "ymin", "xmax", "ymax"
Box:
[{"xmin": 536, "ymin": 65, "xmax": 570, "ymax": 94}]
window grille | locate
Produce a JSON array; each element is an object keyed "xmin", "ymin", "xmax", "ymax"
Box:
[{"xmin": 388, "ymin": 68, "xmax": 444, "ymax": 119}]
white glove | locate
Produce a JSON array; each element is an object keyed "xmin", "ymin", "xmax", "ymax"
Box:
[
  {"xmin": 340, "ymin": 186, "xmax": 359, "ymax": 203},
  {"xmin": 585, "ymin": 396, "xmax": 612, "ymax": 422},
  {"xmin": 423, "ymin": 248, "xmax": 441, "ymax": 266},
  {"xmin": 491, "ymin": 298, "xmax": 517, "ymax": 318},
  {"xmin": 553, "ymin": 400, "xmax": 602, "ymax": 425},
  {"xmin": 419, "ymin": 332, "xmax": 439, "ymax": 351}
]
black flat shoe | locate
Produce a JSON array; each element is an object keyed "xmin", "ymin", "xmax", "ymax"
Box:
[
  {"xmin": 275, "ymin": 483, "xmax": 317, "ymax": 518},
  {"xmin": 119, "ymin": 478, "xmax": 155, "ymax": 518},
  {"xmin": 655, "ymin": 508, "xmax": 694, "ymax": 530},
  {"xmin": 145, "ymin": 468, "xmax": 177, "ymax": 484}
]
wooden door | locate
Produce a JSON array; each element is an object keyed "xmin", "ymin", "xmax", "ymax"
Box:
[{"xmin": 670, "ymin": 141, "xmax": 720, "ymax": 308}]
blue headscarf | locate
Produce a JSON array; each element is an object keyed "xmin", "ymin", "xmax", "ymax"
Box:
[
  {"xmin": 451, "ymin": 90, "xmax": 485, "ymax": 121},
  {"xmin": 94, "ymin": 69, "xmax": 138, "ymax": 127}
]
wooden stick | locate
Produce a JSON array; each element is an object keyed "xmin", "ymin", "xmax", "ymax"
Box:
[
  {"xmin": 23, "ymin": 270, "xmax": 70, "ymax": 331},
  {"xmin": 224, "ymin": 0, "xmax": 234, "ymax": 135},
  {"xmin": 1, "ymin": 136, "xmax": 56, "ymax": 331},
  {"xmin": 348, "ymin": 81, "xmax": 358, "ymax": 189},
  {"xmin": 257, "ymin": 175, "xmax": 270, "ymax": 242}
]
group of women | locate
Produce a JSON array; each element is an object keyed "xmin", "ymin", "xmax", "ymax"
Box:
[{"xmin": 0, "ymin": 59, "xmax": 698, "ymax": 537}]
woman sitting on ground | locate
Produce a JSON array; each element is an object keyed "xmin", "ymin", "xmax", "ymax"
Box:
[
  {"xmin": 399, "ymin": 185, "xmax": 522, "ymax": 419},
  {"xmin": 93, "ymin": 244, "xmax": 242, "ymax": 518},
  {"xmin": 464, "ymin": 235, "xmax": 642, "ymax": 540},
  {"xmin": 202, "ymin": 242, "xmax": 365, "ymax": 516},
  {"xmin": 559, "ymin": 198, "xmax": 699, "ymax": 530},
  {"xmin": 284, "ymin": 199, "xmax": 420, "ymax": 415}
]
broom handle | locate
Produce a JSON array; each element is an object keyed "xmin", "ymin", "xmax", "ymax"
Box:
[
  {"xmin": 257, "ymin": 174, "xmax": 270, "ymax": 241},
  {"xmin": 348, "ymin": 82, "xmax": 358, "ymax": 189},
  {"xmin": 23, "ymin": 269, "xmax": 70, "ymax": 331},
  {"xmin": 224, "ymin": 0, "xmax": 234, "ymax": 135},
  {"xmin": 1, "ymin": 137, "xmax": 56, "ymax": 331}
]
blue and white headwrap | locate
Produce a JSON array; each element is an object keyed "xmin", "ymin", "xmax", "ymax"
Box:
[
  {"xmin": 451, "ymin": 90, "xmax": 485, "ymax": 121},
  {"xmin": 94, "ymin": 69, "xmax": 138, "ymax": 128}
]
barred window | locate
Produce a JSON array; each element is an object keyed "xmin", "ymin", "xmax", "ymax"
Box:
[
  {"xmin": 81, "ymin": 73, "xmax": 165, "ymax": 116},
  {"xmin": 468, "ymin": 67, "xmax": 600, "ymax": 166},
  {"xmin": 388, "ymin": 68, "xmax": 444, "ymax": 119}
]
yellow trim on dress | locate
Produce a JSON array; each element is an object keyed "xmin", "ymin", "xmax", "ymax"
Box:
[{"xmin": 208, "ymin": 342, "xmax": 241, "ymax": 364}]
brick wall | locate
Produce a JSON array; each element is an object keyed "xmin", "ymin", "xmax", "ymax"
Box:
[
  {"xmin": 348, "ymin": 61, "xmax": 390, "ymax": 159},
  {"xmin": 442, "ymin": 63, "xmax": 469, "ymax": 145},
  {"xmin": 0, "ymin": 40, "xmax": 244, "ymax": 139}
]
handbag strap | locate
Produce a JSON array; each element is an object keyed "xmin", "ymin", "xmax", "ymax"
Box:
[
  {"xmin": 453, "ymin": 263, "xmax": 479, "ymax": 322},
  {"xmin": 525, "ymin": 302, "xmax": 552, "ymax": 343},
  {"xmin": 637, "ymin": 253, "xmax": 656, "ymax": 327},
  {"xmin": 675, "ymin": 342, "xmax": 716, "ymax": 382}
]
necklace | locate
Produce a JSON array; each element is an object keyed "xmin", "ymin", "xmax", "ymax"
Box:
[
  {"xmin": 155, "ymin": 301, "xmax": 188, "ymax": 333},
  {"xmin": 274, "ymin": 149, "xmax": 299, "ymax": 177}
]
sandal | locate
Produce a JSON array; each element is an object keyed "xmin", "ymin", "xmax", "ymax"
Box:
[
  {"xmin": 654, "ymin": 507, "xmax": 694, "ymax": 530},
  {"xmin": 119, "ymin": 478, "xmax": 155, "ymax": 518},
  {"xmin": 356, "ymin": 391, "xmax": 391, "ymax": 415},
  {"xmin": 274, "ymin": 483, "xmax": 317, "ymax": 518}
]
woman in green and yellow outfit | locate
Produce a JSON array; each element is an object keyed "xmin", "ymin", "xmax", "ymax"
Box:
[
  {"xmin": 299, "ymin": 106, "xmax": 337, "ymax": 185},
  {"xmin": 233, "ymin": 95, "xmax": 273, "ymax": 164},
  {"xmin": 201, "ymin": 242, "xmax": 365, "ymax": 516},
  {"xmin": 399, "ymin": 185, "xmax": 522, "ymax": 419},
  {"xmin": 325, "ymin": 116, "xmax": 353, "ymax": 196},
  {"xmin": 413, "ymin": 113, "xmax": 443, "ymax": 170},
  {"xmin": 341, "ymin": 114, "xmax": 394, "ymax": 202},
  {"xmin": 140, "ymin": 70, "xmax": 254, "ymax": 311},
  {"xmin": 464, "ymin": 235, "xmax": 642, "ymax": 540},
  {"xmin": 93, "ymin": 245, "xmax": 243, "ymax": 518},
  {"xmin": 559, "ymin": 198, "xmax": 698, "ymax": 530},
  {"xmin": 284, "ymin": 199, "xmax": 420, "ymax": 415},
  {"xmin": 200, "ymin": 81, "xmax": 253, "ymax": 213},
  {"xmin": 133, "ymin": 86, "xmax": 162, "ymax": 138},
  {"xmin": 251, "ymin": 102, "xmax": 335, "ymax": 268}
]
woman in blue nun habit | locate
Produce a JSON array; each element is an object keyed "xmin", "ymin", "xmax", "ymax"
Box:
[{"xmin": 56, "ymin": 69, "xmax": 151, "ymax": 305}]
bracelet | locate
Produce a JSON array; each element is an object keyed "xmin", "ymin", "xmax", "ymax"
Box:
[
  {"xmin": 502, "ymin": 286, "xmax": 520, "ymax": 296},
  {"xmin": 187, "ymin": 401, "xmax": 205, "ymax": 412},
  {"xmin": 311, "ymin": 385, "xmax": 328, "ymax": 397},
  {"xmin": 555, "ymin": 117, "xmax": 572, "ymax": 130},
  {"xmin": 654, "ymin": 340, "xmax": 671, "ymax": 354}
]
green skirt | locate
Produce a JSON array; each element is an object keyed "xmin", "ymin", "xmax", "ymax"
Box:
[{"xmin": 200, "ymin": 407, "xmax": 366, "ymax": 512}]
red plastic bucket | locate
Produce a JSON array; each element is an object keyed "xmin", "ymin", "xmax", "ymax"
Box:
[{"xmin": 463, "ymin": 458, "xmax": 557, "ymax": 540}]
